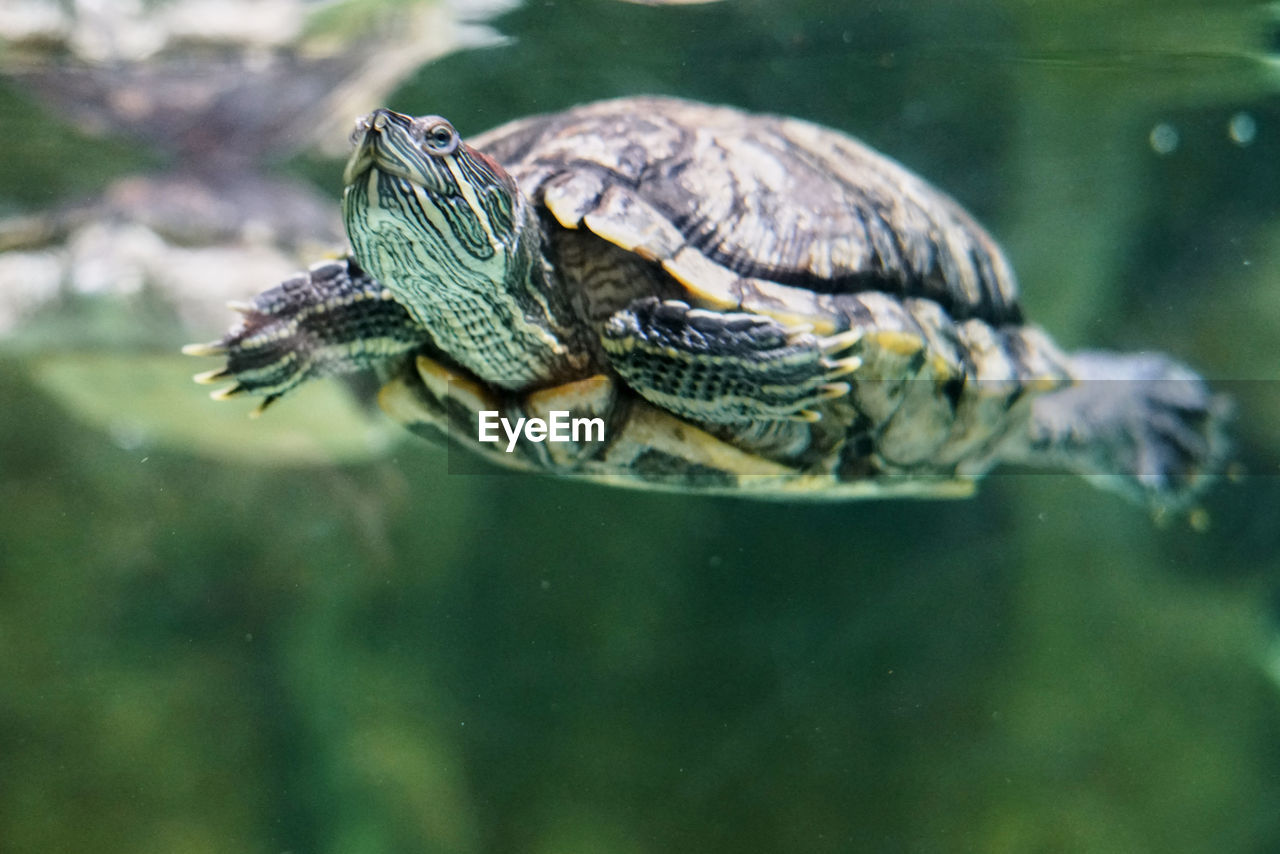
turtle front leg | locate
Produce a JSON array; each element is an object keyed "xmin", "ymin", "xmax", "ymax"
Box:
[
  {"xmin": 184, "ymin": 257, "xmax": 429, "ymax": 413},
  {"xmin": 600, "ymin": 296, "xmax": 860, "ymax": 424}
]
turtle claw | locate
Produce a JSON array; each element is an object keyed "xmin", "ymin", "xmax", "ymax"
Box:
[
  {"xmin": 823, "ymin": 355, "xmax": 863, "ymax": 380},
  {"xmin": 249, "ymin": 394, "xmax": 282, "ymax": 418},
  {"xmin": 210, "ymin": 383, "xmax": 246, "ymax": 400},
  {"xmin": 226, "ymin": 300, "xmax": 258, "ymax": 314},
  {"xmin": 818, "ymin": 381, "xmax": 851, "ymax": 399},
  {"xmin": 783, "ymin": 383, "xmax": 849, "ymax": 421},
  {"xmin": 193, "ymin": 367, "xmax": 231, "ymax": 384},
  {"xmin": 182, "ymin": 341, "xmax": 227, "ymax": 358},
  {"xmin": 820, "ymin": 329, "xmax": 864, "ymax": 355}
]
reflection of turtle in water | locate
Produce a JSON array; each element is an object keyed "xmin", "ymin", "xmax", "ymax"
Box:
[
  {"xmin": 0, "ymin": 2, "xmax": 491, "ymax": 462},
  {"xmin": 188, "ymin": 97, "xmax": 1227, "ymax": 508},
  {"xmin": 0, "ymin": 0, "xmax": 484, "ymax": 331}
]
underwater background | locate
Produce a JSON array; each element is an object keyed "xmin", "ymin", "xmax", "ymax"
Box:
[{"xmin": 1, "ymin": 0, "xmax": 1279, "ymax": 851}]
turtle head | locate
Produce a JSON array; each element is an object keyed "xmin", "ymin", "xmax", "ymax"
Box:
[
  {"xmin": 343, "ymin": 109, "xmax": 518, "ymax": 212},
  {"xmin": 342, "ymin": 109, "xmax": 522, "ymax": 275},
  {"xmin": 342, "ymin": 109, "xmax": 569, "ymax": 387}
]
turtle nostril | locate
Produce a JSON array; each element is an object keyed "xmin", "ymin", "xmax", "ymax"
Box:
[{"xmin": 350, "ymin": 116, "xmax": 373, "ymax": 146}]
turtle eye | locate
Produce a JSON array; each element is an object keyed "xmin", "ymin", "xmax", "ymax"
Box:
[{"xmin": 423, "ymin": 122, "xmax": 458, "ymax": 155}]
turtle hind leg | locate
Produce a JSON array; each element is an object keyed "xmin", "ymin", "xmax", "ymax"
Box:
[
  {"xmin": 184, "ymin": 257, "xmax": 429, "ymax": 409},
  {"xmin": 1014, "ymin": 350, "xmax": 1231, "ymax": 512},
  {"xmin": 600, "ymin": 296, "xmax": 860, "ymax": 424}
]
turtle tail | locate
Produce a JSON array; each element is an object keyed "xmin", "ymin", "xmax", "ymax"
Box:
[{"xmin": 1013, "ymin": 350, "xmax": 1231, "ymax": 513}]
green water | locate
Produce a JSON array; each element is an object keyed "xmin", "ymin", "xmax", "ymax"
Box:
[{"xmin": 2, "ymin": 1, "xmax": 1279, "ymax": 851}]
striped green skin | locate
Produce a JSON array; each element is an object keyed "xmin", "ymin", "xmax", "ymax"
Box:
[
  {"xmin": 599, "ymin": 296, "xmax": 845, "ymax": 423},
  {"xmin": 341, "ymin": 109, "xmax": 578, "ymax": 390}
]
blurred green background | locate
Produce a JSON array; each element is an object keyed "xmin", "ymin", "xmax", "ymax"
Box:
[{"xmin": 2, "ymin": 0, "xmax": 1279, "ymax": 851}]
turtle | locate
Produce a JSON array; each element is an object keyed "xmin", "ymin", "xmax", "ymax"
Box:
[{"xmin": 185, "ymin": 96, "xmax": 1228, "ymax": 508}]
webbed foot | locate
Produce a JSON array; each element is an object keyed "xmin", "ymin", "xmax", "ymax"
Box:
[
  {"xmin": 601, "ymin": 296, "xmax": 860, "ymax": 424},
  {"xmin": 1025, "ymin": 350, "xmax": 1231, "ymax": 512},
  {"xmin": 183, "ymin": 257, "xmax": 426, "ymax": 413}
]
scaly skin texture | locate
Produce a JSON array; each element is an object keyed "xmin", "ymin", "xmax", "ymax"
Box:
[
  {"xmin": 341, "ymin": 109, "xmax": 584, "ymax": 388},
  {"xmin": 188, "ymin": 97, "xmax": 1228, "ymax": 509}
]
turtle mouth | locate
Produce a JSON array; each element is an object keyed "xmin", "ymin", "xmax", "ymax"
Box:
[{"xmin": 343, "ymin": 109, "xmax": 452, "ymax": 194}]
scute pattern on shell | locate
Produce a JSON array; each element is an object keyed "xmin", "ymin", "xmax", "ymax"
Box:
[{"xmin": 471, "ymin": 97, "xmax": 1022, "ymax": 325}]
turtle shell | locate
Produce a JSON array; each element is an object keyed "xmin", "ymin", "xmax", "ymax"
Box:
[
  {"xmin": 188, "ymin": 97, "xmax": 1225, "ymax": 509},
  {"xmin": 470, "ymin": 96, "xmax": 1021, "ymax": 327}
]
